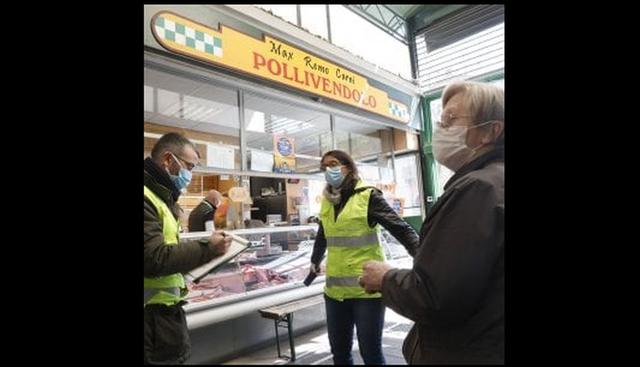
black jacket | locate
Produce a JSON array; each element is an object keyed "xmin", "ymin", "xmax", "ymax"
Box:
[
  {"xmin": 188, "ymin": 199, "xmax": 217, "ymax": 232},
  {"xmin": 143, "ymin": 157, "xmax": 221, "ymax": 364},
  {"xmin": 311, "ymin": 181, "xmax": 419, "ymax": 266},
  {"xmin": 381, "ymin": 148, "xmax": 504, "ymax": 364}
]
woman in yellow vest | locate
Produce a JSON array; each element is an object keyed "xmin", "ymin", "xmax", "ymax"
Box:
[{"xmin": 310, "ymin": 150, "xmax": 420, "ymax": 365}]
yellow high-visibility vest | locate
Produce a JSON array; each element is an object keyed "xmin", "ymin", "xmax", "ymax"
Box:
[
  {"xmin": 144, "ymin": 186, "xmax": 186, "ymax": 306},
  {"xmin": 320, "ymin": 180, "xmax": 385, "ymax": 301}
]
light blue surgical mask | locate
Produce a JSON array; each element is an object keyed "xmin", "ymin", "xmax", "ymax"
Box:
[
  {"xmin": 325, "ymin": 166, "xmax": 345, "ymax": 188},
  {"xmin": 169, "ymin": 153, "xmax": 193, "ymax": 191}
]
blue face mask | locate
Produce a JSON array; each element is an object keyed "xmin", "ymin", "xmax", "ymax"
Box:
[
  {"xmin": 169, "ymin": 153, "xmax": 193, "ymax": 191},
  {"xmin": 325, "ymin": 166, "xmax": 345, "ymax": 188}
]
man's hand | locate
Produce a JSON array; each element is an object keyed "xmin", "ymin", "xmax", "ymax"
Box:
[
  {"xmin": 359, "ymin": 260, "xmax": 393, "ymax": 294},
  {"xmin": 209, "ymin": 230, "xmax": 231, "ymax": 256},
  {"xmin": 309, "ymin": 263, "xmax": 321, "ymax": 274}
]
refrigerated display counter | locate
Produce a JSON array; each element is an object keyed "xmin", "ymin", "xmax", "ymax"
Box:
[
  {"xmin": 180, "ymin": 224, "xmax": 412, "ymax": 329},
  {"xmin": 179, "ymin": 224, "xmax": 413, "ymax": 364},
  {"xmin": 180, "ymin": 225, "xmax": 322, "ymax": 329}
]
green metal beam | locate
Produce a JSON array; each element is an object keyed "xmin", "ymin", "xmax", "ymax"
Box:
[
  {"xmin": 411, "ymin": 4, "xmax": 468, "ymax": 32},
  {"xmin": 419, "ymin": 95, "xmax": 437, "ymax": 214},
  {"xmin": 347, "ymin": 5, "xmax": 409, "ymax": 44}
]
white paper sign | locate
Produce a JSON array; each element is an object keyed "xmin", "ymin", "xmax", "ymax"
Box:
[
  {"xmin": 358, "ymin": 164, "xmax": 380, "ymax": 182},
  {"xmin": 250, "ymin": 149, "xmax": 274, "ymax": 172},
  {"xmin": 207, "ymin": 144, "xmax": 235, "ymax": 169},
  {"xmin": 380, "ymin": 167, "xmax": 394, "ymax": 183}
]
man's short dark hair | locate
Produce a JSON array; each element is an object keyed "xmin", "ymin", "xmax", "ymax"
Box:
[{"xmin": 151, "ymin": 132, "xmax": 196, "ymax": 160}]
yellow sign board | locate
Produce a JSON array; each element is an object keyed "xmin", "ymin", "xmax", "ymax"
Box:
[{"xmin": 151, "ymin": 11, "xmax": 411, "ymax": 123}]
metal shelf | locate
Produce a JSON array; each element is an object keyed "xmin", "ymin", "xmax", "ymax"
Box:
[
  {"xmin": 190, "ymin": 166, "xmax": 325, "ymax": 181},
  {"xmin": 180, "ymin": 224, "xmax": 319, "ymax": 240}
]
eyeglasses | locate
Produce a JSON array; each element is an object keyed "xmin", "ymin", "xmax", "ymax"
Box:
[
  {"xmin": 435, "ymin": 113, "xmax": 475, "ymax": 129},
  {"xmin": 171, "ymin": 152, "xmax": 199, "ymax": 171},
  {"xmin": 319, "ymin": 160, "xmax": 343, "ymax": 172}
]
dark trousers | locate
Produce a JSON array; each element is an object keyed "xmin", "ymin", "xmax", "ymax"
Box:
[
  {"xmin": 144, "ymin": 303, "xmax": 191, "ymax": 364},
  {"xmin": 324, "ymin": 294, "xmax": 386, "ymax": 365}
]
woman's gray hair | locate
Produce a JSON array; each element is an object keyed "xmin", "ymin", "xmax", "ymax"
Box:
[{"xmin": 442, "ymin": 81, "xmax": 504, "ymax": 144}]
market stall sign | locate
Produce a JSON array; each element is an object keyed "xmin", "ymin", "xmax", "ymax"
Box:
[{"xmin": 151, "ymin": 11, "xmax": 410, "ymax": 123}]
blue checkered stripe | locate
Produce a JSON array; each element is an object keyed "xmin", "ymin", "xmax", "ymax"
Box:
[
  {"xmin": 154, "ymin": 16, "xmax": 222, "ymax": 57},
  {"xmin": 388, "ymin": 101, "xmax": 409, "ymax": 120}
]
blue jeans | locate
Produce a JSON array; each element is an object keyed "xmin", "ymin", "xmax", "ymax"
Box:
[{"xmin": 324, "ymin": 294, "xmax": 386, "ymax": 365}]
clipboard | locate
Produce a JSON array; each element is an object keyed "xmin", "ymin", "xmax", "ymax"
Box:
[{"xmin": 185, "ymin": 232, "xmax": 251, "ymax": 283}]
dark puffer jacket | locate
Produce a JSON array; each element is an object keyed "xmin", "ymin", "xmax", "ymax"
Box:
[{"xmin": 187, "ymin": 199, "xmax": 217, "ymax": 232}]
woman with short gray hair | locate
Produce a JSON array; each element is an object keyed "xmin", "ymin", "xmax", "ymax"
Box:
[
  {"xmin": 359, "ymin": 81, "xmax": 505, "ymax": 364},
  {"xmin": 436, "ymin": 81, "xmax": 504, "ymax": 170}
]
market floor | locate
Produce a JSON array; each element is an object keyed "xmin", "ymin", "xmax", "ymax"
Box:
[{"xmin": 223, "ymin": 308, "xmax": 412, "ymax": 365}]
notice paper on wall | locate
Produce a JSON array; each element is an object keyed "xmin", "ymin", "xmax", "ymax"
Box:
[
  {"xmin": 250, "ymin": 149, "xmax": 274, "ymax": 172},
  {"xmin": 185, "ymin": 232, "xmax": 251, "ymax": 283},
  {"xmin": 207, "ymin": 144, "xmax": 235, "ymax": 169}
]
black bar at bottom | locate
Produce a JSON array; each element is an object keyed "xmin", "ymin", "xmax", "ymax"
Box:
[{"xmin": 287, "ymin": 313, "xmax": 295, "ymax": 361}]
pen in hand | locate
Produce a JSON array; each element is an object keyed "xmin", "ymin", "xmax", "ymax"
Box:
[{"xmin": 210, "ymin": 230, "xmax": 231, "ymax": 255}]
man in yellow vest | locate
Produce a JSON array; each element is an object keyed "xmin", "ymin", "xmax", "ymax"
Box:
[
  {"xmin": 144, "ymin": 132, "xmax": 231, "ymax": 364},
  {"xmin": 309, "ymin": 150, "xmax": 419, "ymax": 365}
]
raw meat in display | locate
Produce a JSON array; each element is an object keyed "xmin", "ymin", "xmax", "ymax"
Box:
[
  {"xmin": 241, "ymin": 264, "xmax": 288, "ymax": 291},
  {"xmin": 185, "ymin": 271, "xmax": 246, "ymax": 303}
]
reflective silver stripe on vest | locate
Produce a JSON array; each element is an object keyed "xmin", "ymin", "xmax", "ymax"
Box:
[
  {"xmin": 326, "ymin": 232, "xmax": 379, "ymax": 247},
  {"xmin": 143, "ymin": 287, "xmax": 181, "ymax": 305},
  {"xmin": 326, "ymin": 276, "xmax": 361, "ymax": 288}
]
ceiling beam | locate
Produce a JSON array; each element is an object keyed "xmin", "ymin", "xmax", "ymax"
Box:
[{"xmin": 347, "ymin": 5, "xmax": 409, "ymax": 45}]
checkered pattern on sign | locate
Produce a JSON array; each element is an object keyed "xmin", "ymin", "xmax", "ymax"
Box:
[
  {"xmin": 388, "ymin": 101, "xmax": 408, "ymax": 119},
  {"xmin": 154, "ymin": 16, "xmax": 223, "ymax": 57}
]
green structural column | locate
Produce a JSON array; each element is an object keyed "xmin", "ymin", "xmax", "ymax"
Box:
[{"xmin": 420, "ymin": 97, "xmax": 438, "ymax": 215}]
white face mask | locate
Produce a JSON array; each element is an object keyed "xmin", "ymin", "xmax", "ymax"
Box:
[{"xmin": 432, "ymin": 121, "xmax": 495, "ymax": 172}]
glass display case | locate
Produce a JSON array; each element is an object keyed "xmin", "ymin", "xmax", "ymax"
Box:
[
  {"xmin": 182, "ymin": 225, "xmax": 412, "ymax": 303},
  {"xmin": 181, "ymin": 225, "xmax": 319, "ymax": 307},
  {"xmin": 179, "ymin": 225, "xmax": 413, "ymax": 328}
]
